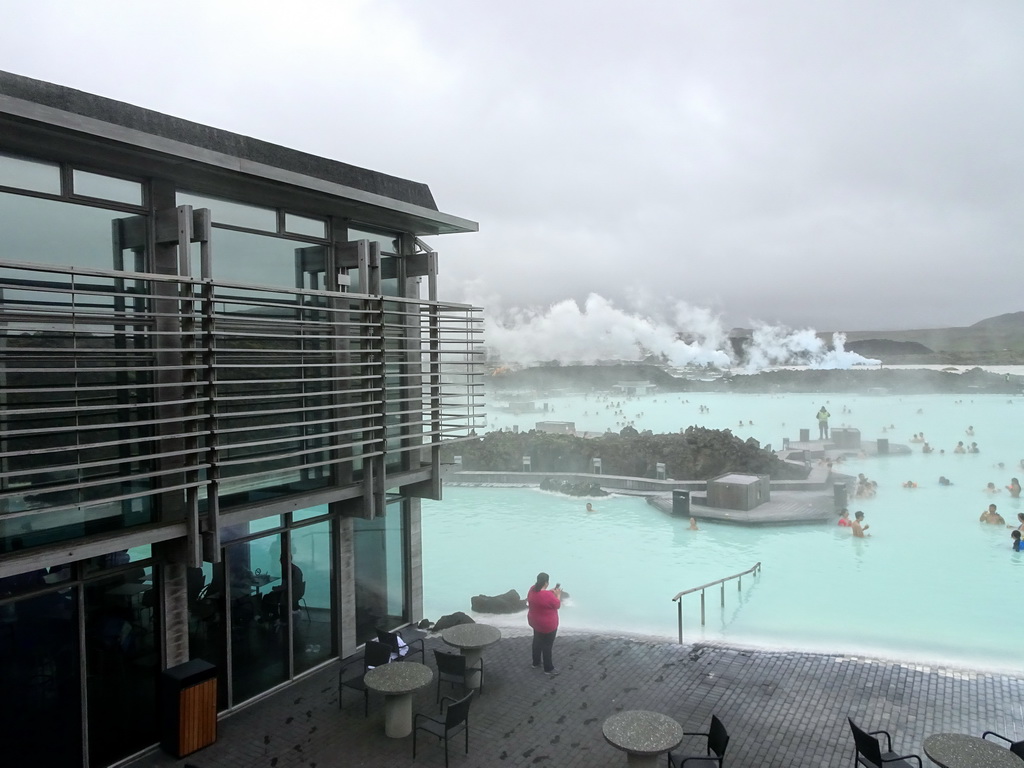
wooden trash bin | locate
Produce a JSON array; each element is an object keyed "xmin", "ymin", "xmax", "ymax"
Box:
[{"xmin": 160, "ymin": 659, "xmax": 217, "ymax": 757}]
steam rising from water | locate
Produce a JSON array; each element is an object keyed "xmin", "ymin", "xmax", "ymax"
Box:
[{"xmin": 484, "ymin": 294, "xmax": 880, "ymax": 370}]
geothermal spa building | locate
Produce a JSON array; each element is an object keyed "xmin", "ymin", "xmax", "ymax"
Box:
[{"xmin": 0, "ymin": 71, "xmax": 484, "ymax": 767}]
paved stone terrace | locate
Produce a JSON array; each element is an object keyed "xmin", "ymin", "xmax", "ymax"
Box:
[{"xmin": 128, "ymin": 632, "xmax": 1024, "ymax": 768}]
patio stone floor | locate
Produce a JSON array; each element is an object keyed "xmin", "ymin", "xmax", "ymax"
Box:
[{"xmin": 126, "ymin": 631, "xmax": 1024, "ymax": 768}]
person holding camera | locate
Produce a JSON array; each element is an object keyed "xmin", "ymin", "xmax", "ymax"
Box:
[{"xmin": 527, "ymin": 571, "xmax": 562, "ymax": 676}]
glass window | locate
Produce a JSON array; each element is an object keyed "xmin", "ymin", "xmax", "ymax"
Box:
[
  {"xmin": 293, "ymin": 504, "xmax": 329, "ymax": 523},
  {"xmin": 292, "ymin": 519, "xmax": 332, "ymax": 673},
  {"xmin": 0, "ymin": 587, "xmax": 81, "ymax": 766},
  {"xmin": 73, "ymin": 169, "xmax": 143, "ymax": 206},
  {"xmin": 353, "ymin": 500, "xmax": 406, "ymax": 642},
  {"xmin": 0, "ymin": 153, "xmax": 61, "ymax": 195},
  {"xmin": 177, "ymin": 191, "xmax": 276, "ymax": 231},
  {"xmin": 84, "ymin": 565, "xmax": 158, "ymax": 766},
  {"xmin": 0, "ymin": 191, "xmax": 142, "ymax": 271},
  {"xmin": 209, "ymin": 227, "xmax": 306, "ymax": 288},
  {"xmin": 285, "ymin": 212, "xmax": 326, "ymax": 239},
  {"xmin": 349, "ymin": 227, "xmax": 399, "ymax": 255},
  {"xmin": 226, "ymin": 535, "xmax": 288, "ymax": 702}
]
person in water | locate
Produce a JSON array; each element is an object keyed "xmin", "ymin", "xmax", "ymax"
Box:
[
  {"xmin": 984, "ymin": 482, "xmax": 1001, "ymax": 494},
  {"xmin": 688, "ymin": 517, "xmax": 699, "ymax": 531},
  {"xmin": 980, "ymin": 504, "xmax": 1006, "ymax": 525},
  {"xmin": 851, "ymin": 511, "xmax": 869, "ymax": 538},
  {"xmin": 1007, "ymin": 478, "xmax": 1021, "ymax": 498},
  {"xmin": 938, "ymin": 476, "xmax": 952, "ymax": 486},
  {"xmin": 1008, "ymin": 513, "xmax": 1024, "ymax": 533},
  {"xmin": 585, "ymin": 502, "xmax": 596, "ymax": 513},
  {"xmin": 954, "ymin": 441, "xmax": 966, "ymax": 454},
  {"xmin": 1012, "ymin": 530, "xmax": 1022, "ymax": 552},
  {"xmin": 837, "ymin": 509, "xmax": 852, "ymax": 527},
  {"xmin": 816, "ymin": 406, "xmax": 830, "ymax": 439}
]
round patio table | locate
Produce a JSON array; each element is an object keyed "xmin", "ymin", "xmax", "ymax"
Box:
[
  {"xmin": 923, "ymin": 733, "xmax": 1022, "ymax": 768},
  {"xmin": 363, "ymin": 662, "xmax": 433, "ymax": 738},
  {"xmin": 440, "ymin": 623, "xmax": 501, "ymax": 690},
  {"xmin": 602, "ymin": 710, "xmax": 683, "ymax": 768}
]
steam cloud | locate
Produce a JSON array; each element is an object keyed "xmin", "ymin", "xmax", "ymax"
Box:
[{"xmin": 484, "ymin": 294, "xmax": 880, "ymax": 371}]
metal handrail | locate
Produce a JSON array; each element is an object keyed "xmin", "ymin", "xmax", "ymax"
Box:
[{"xmin": 672, "ymin": 562, "xmax": 761, "ymax": 643}]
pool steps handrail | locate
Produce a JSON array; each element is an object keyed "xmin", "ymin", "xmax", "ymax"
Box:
[{"xmin": 672, "ymin": 562, "xmax": 761, "ymax": 643}]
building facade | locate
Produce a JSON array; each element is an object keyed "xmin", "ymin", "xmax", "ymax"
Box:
[{"xmin": 0, "ymin": 71, "xmax": 484, "ymax": 767}]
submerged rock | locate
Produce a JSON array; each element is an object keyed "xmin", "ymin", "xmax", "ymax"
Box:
[{"xmin": 470, "ymin": 589, "xmax": 526, "ymax": 614}]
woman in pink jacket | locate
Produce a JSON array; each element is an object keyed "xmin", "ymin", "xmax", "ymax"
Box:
[{"xmin": 527, "ymin": 571, "xmax": 562, "ymax": 676}]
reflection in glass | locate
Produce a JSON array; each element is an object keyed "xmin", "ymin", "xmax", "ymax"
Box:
[
  {"xmin": 292, "ymin": 519, "xmax": 333, "ymax": 673},
  {"xmin": 354, "ymin": 501, "xmax": 406, "ymax": 642},
  {"xmin": 349, "ymin": 227, "xmax": 399, "ymax": 255},
  {"xmin": 84, "ymin": 565, "xmax": 158, "ymax": 766},
  {"xmin": 210, "ymin": 227, "xmax": 312, "ymax": 290},
  {"xmin": 177, "ymin": 191, "xmax": 276, "ymax": 231},
  {"xmin": 0, "ymin": 152, "xmax": 61, "ymax": 194},
  {"xmin": 227, "ymin": 535, "xmax": 287, "ymax": 703},
  {"xmin": 188, "ymin": 563, "xmax": 227, "ymax": 709},
  {"xmin": 0, "ymin": 191, "xmax": 139, "ymax": 270},
  {"xmin": 285, "ymin": 212, "xmax": 326, "ymax": 239},
  {"xmin": 0, "ymin": 196, "xmax": 156, "ymax": 553},
  {"xmin": 293, "ymin": 504, "xmax": 328, "ymax": 523},
  {"xmin": 73, "ymin": 169, "xmax": 143, "ymax": 205},
  {"xmin": 0, "ymin": 587, "xmax": 81, "ymax": 768}
]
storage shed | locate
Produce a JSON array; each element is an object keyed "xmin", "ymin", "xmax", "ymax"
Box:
[
  {"xmin": 536, "ymin": 421, "xmax": 576, "ymax": 434},
  {"xmin": 707, "ymin": 473, "xmax": 770, "ymax": 511}
]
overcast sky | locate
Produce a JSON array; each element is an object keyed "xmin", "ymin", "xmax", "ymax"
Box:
[{"xmin": 3, "ymin": 0, "xmax": 1022, "ymax": 333}]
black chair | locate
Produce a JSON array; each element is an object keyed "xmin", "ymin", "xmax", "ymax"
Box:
[
  {"xmin": 338, "ymin": 640, "xmax": 392, "ymax": 716},
  {"xmin": 982, "ymin": 730, "xmax": 1024, "ymax": 759},
  {"xmin": 847, "ymin": 718, "xmax": 922, "ymax": 768},
  {"xmin": 434, "ymin": 649, "xmax": 483, "ymax": 703},
  {"xmin": 376, "ymin": 626, "xmax": 426, "ymax": 662},
  {"xmin": 667, "ymin": 714, "xmax": 730, "ymax": 767},
  {"xmin": 413, "ymin": 691, "xmax": 473, "ymax": 768},
  {"xmin": 292, "ymin": 581, "xmax": 310, "ymax": 623}
]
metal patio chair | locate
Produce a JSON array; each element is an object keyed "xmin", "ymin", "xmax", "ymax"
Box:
[
  {"xmin": 338, "ymin": 640, "xmax": 392, "ymax": 716},
  {"xmin": 376, "ymin": 625, "xmax": 426, "ymax": 662},
  {"xmin": 982, "ymin": 730, "xmax": 1024, "ymax": 759},
  {"xmin": 413, "ymin": 691, "xmax": 473, "ymax": 768},
  {"xmin": 667, "ymin": 714, "xmax": 730, "ymax": 767},
  {"xmin": 847, "ymin": 718, "xmax": 922, "ymax": 768},
  {"xmin": 433, "ymin": 649, "xmax": 483, "ymax": 704}
]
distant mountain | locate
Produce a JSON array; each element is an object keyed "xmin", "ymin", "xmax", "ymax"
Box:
[{"xmin": 970, "ymin": 312, "xmax": 1024, "ymax": 329}]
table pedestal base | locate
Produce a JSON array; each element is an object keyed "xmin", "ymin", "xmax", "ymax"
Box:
[
  {"xmin": 382, "ymin": 692, "xmax": 413, "ymax": 738},
  {"xmin": 460, "ymin": 648, "xmax": 483, "ymax": 689},
  {"xmin": 624, "ymin": 753, "xmax": 660, "ymax": 768}
]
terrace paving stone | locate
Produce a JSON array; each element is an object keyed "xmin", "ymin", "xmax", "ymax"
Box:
[{"xmin": 125, "ymin": 632, "xmax": 1024, "ymax": 768}]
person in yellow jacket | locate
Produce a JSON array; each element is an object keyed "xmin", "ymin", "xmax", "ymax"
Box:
[{"xmin": 816, "ymin": 406, "xmax": 830, "ymax": 439}]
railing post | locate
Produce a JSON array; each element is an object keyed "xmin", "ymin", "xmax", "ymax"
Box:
[{"xmin": 672, "ymin": 562, "xmax": 761, "ymax": 641}]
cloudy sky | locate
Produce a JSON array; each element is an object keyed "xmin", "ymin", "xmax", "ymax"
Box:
[{"xmin": 3, "ymin": 0, "xmax": 1022, "ymax": 333}]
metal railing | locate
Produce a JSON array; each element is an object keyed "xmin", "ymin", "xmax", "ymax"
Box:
[
  {"xmin": 672, "ymin": 562, "xmax": 761, "ymax": 643},
  {"xmin": 0, "ymin": 260, "xmax": 485, "ymax": 527}
]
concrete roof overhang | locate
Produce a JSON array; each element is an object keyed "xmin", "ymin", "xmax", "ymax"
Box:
[{"xmin": 0, "ymin": 71, "xmax": 477, "ymax": 237}]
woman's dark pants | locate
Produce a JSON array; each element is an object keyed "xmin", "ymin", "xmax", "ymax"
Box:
[{"xmin": 532, "ymin": 628, "xmax": 557, "ymax": 672}]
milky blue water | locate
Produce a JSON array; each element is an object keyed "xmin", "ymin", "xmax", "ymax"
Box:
[{"xmin": 422, "ymin": 387, "xmax": 1024, "ymax": 673}]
